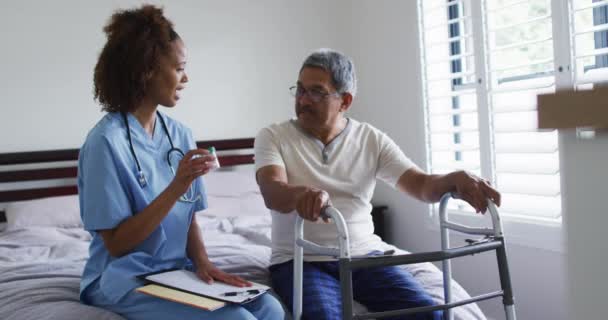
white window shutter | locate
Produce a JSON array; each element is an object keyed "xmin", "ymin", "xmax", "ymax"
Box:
[
  {"xmin": 571, "ymin": 0, "xmax": 608, "ymax": 89},
  {"xmin": 419, "ymin": 0, "xmax": 564, "ymax": 220},
  {"xmin": 420, "ymin": 0, "xmax": 482, "ymax": 212},
  {"xmin": 484, "ymin": 0, "xmax": 561, "ymax": 219}
]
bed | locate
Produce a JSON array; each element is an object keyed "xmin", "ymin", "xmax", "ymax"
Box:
[{"xmin": 0, "ymin": 138, "xmax": 486, "ymax": 320}]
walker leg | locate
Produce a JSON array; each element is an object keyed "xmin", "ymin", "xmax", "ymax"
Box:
[
  {"xmin": 339, "ymin": 259, "xmax": 354, "ymax": 320},
  {"xmin": 442, "ymin": 259, "xmax": 453, "ymax": 320},
  {"xmin": 441, "ymin": 219, "xmax": 453, "ymax": 320},
  {"xmin": 293, "ymin": 245, "xmax": 303, "ymax": 320},
  {"xmin": 496, "ymin": 240, "xmax": 516, "ymax": 320},
  {"xmin": 505, "ymin": 305, "xmax": 517, "ymax": 320}
]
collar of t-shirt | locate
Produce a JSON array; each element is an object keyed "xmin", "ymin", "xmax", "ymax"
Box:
[{"xmin": 289, "ymin": 118, "xmax": 352, "ymax": 164}]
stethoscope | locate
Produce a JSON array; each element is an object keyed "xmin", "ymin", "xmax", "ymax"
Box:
[{"xmin": 122, "ymin": 111, "xmax": 201, "ymax": 203}]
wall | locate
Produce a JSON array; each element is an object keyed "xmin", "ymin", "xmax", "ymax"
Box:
[
  {"xmin": 0, "ymin": 1, "xmax": 577, "ymax": 319},
  {"xmin": 0, "ymin": 0, "xmax": 344, "ymax": 152},
  {"xmin": 345, "ymin": 1, "xmax": 567, "ymax": 319},
  {"xmin": 561, "ymin": 130, "xmax": 608, "ymax": 319}
]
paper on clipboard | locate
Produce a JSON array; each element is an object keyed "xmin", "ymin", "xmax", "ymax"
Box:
[{"xmin": 144, "ymin": 269, "xmax": 270, "ymax": 304}]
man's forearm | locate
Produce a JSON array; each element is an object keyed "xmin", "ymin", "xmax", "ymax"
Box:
[
  {"xmin": 408, "ymin": 170, "xmax": 500, "ymax": 213},
  {"xmin": 421, "ymin": 172, "xmax": 458, "ymax": 203},
  {"xmin": 259, "ymin": 180, "xmax": 308, "ymax": 213},
  {"xmin": 398, "ymin": 168, "xmax": 459, "ymax": 203}
]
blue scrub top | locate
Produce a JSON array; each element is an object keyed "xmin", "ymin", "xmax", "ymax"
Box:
[{"xmin": 77, "ymin": 112, "xmax": 207, "ymax": 304}]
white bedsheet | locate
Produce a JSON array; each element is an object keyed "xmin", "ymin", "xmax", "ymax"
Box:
[
  {"xmin": 0, "ymin": 213, "xmax": 486, "ymax": 320},
  {"xmin": 0, "ymin": 227, "xmax": 123, "ymax": 320},
  {"xmin": 198, "ymin": 215, "xmax": 273, "ymax": 285},
  {"xmin": 198, "ymin": 213, "xmax": 486, "ymax": 320}
]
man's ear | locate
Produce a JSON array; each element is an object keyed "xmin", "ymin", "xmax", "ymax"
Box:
[{"xmin": 340, "ymin": 93, "xmax": 353, "ymax": 112}]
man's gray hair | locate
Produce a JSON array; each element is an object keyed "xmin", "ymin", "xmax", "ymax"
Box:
[{"xmin": 301, "ymin": 48, "xmax": 357, "ymax": 97}]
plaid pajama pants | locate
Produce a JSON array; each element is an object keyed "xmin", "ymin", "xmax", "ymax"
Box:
[{"xmin": 269, "ymin": 252, "xmax": 443, "ymax": 320}]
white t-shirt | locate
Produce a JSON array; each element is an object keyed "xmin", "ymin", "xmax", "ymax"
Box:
[{"xmin": 254, "ymin": 118, "xmax": 417, "ymax": 265}]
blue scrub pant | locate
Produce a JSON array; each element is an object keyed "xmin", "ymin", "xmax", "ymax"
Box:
[
  {"xmin": 84, "ymin": 279, "xmax": 287, "ymax": 320},
  {"xmin": 269, "ymin": 254, "xmax": 443, "ymax": 320}
]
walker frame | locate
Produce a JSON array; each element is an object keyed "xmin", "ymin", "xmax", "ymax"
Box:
[{"xmin": 293, "ymin": 193, "xmax": 517, "ymax": 320}]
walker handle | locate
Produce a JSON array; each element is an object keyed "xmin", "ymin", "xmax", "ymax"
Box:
[
  {"xmin": 439, "ymin": 192, "xmax": 503, "ymax": 237},
  {"xmin": 293, "ymin": 206, "xmax": 351, "ymax": 320},
  {"xmin": 440, "ymin": 192, "xmax": 506, "ymax": 320}
]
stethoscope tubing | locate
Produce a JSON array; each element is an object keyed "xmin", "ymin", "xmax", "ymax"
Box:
[{"xmin": 121, "ymin": 111, "xmax": 200, "ymax": 203}]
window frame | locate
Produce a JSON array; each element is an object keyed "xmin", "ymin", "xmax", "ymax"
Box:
[{"xmin": 417, "ymin": 0, "xmax": 603, "ymax": 251}]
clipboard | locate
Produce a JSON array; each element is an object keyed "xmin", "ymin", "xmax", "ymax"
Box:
[
  {"xmin": 136, "ymin": 269, "xmax": 270, "ymax": 306},
  {"xmin": 136, "ymin": 284, "xmax": 226, "ymax": 311}
]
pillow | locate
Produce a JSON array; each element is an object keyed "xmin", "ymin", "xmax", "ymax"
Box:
[
  {"xmin": 4, "ymin": 195, "xmax": 82, "ymax": 230},
  {"xmin": 202, "ymin": 169, "xmax": 261, "ymax": 197},
  {"xmin": 199, "ymin": 169, "xmax": 270, "ymax": 217},
  {"xmin": 200, "ymin": 193, "xmax": 269, "ymax": 218}
]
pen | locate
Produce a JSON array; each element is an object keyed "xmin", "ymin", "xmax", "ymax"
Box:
[{"xmin": 222, "ymin": 289, "xmax": 260, "ymax": 297}]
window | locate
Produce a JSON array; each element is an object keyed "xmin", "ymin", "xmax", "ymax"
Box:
[
  {"xmin": 572, "ymin": 0, "xmax": 608, "ymax": 86},
  {"xmin": 418, "ymin": 0, "xmax": 608, "ymax": 222}
]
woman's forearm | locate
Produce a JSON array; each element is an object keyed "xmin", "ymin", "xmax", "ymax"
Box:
[
  {"xmin": 186, "ymin": 217, "xmax": 209, "ymax": 267},
  {"xmin": 99, "ymin": 181, "xmax": 183, "ymax": 257}
]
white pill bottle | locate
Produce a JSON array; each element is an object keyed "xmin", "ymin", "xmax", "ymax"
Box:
[{"xmin": 208, "ymin": 146, "xmax": 221, "ymax": 170}]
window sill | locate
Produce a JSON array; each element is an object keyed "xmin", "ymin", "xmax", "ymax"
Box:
[{"xmin": 426, "ymin": 208, "xmax": 565, "ymax": 253}]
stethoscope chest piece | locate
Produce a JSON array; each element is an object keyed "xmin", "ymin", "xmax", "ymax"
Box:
[{"xmin": 137, "ymin": 170, "xmax": 147, "ymax": 188}]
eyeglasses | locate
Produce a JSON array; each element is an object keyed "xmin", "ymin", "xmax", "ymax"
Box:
[{"xmin": 289, "ymin": 86, "xmax": 341, "ymax": 103}]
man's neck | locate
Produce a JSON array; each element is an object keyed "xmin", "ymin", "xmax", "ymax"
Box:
[
  {"xmin": 307, "ymin": 117, "xmax": 348, "ymax": 145},
  {"xmin": 131, "ymin": 103, "xmax": 157, "ymax": 137}
]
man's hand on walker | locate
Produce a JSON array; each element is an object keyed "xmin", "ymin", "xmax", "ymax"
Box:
[
  {"xmin": 451, "ymin": 171, "xmax": 501, "ymax": 214},
  {"xmin": 295, "ymin": 188, "xmax": 331, "ymax": 222}
]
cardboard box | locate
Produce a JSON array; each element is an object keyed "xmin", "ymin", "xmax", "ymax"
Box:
[{"xmin": 537, "ymin": 87, "xmax": 608, "ymax": 129}]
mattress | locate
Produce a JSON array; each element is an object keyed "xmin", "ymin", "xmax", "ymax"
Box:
[{"xmin": 0, "ymin": 168, "xmax": 486, "ymax": 319}]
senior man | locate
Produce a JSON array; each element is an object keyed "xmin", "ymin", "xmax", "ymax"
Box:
[{"xmin": 254, "ymin": 48, "xmax": 500, "ymax": 320}]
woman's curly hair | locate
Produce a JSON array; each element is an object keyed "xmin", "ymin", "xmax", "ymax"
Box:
[{"xmin": 93, "ymin": 5, "xmax": 180, "ymax": 113}]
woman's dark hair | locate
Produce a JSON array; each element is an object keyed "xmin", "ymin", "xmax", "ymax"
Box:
[{"xmin": 93, "ymin": 5, "xmax": 180, "ymax": 113}]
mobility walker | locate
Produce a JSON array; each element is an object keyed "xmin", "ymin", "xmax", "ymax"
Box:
[{"xmin": 293, "ymin": 193, "xmax": 516, "ymax": 320}]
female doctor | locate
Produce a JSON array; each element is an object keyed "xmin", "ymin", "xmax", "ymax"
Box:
[{"xmin": 77, "ymin": 5, "xmax": 284, "ymax": 320}]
